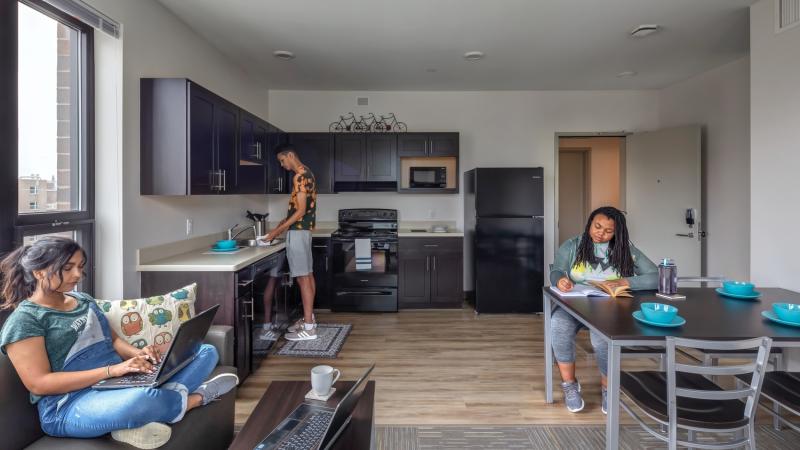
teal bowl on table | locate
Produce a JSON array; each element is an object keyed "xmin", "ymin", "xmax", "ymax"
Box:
[
  {"xmin": 773, "ymin": 303, "xmax": 800, "ymax": 323},
  {"xmin": 640, "ymin": 302, "xmax": 679, "ymax": 324},
  {"xmin": 214, "ymin": 239, "xmax": 237, "ymax": 249},
  {"xmin": 722, "ymin": 280, "xmax": 755, "ymax": 296}
]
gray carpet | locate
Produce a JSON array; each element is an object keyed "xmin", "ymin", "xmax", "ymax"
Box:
[
  {"xmin": 275, "ymin": 323, "xmax": 352, "ymax": 358},
  {"xmin": 376, "ymin": 425, "xmax": 799, "ymax": 449}
]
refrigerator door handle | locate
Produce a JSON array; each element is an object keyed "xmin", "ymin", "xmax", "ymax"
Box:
[{"xmin": 532, "ymin": 215, "xmax": 545, "ymax": 219}]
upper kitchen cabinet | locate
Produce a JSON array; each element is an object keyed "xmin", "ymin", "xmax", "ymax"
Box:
[
  {"xmin": 288, "ymin": 133, "xmax": 334, "ymax": 194},
  {"xmin": 267, "ymin": 126, "xmax": 289, "ymax": 194},
  {"xmin": 234, "ymin": 112, "xmax": 268, "ymax": 194},
  {"xmin": 334, "ymin": 134, "xmax": 397, "ymax": 191},
  {"xmin": 397, "ymin": 132, "xmax": 458, "ymax": 157},
  {"xmin": 141, "ymin": 78, "xmax": 275, "ymax": 195}
]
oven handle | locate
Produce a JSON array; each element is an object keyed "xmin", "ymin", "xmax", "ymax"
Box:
[{"xmin": 336, "ymin": 291, "xmax": 394, "ymax": 296}]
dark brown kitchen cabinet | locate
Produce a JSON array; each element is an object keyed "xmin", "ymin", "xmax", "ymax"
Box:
[
  {"xmin": 398, "ymin": 237, "xmax": 463, "ymax": 308},
  {"xmin": 268, "ymin": 127, "xmax": 289, "ymax": 194},
  {"xmin": 398, "ymin": 132, "xmax": 458, "ymax": 157},
  {"xmin": 234, "ymin": 294, "xmax": 253, "ymax": 378},
  {"xmin": 334, "ymin": 134, "xmax": 366, "ymax": 182},
  {"xmin": 235, "ymin": 113, "xmax": 268, "ymax": 194},
  {"xmin": 311, "ymin": 237, "xmax": 332, "ymax": 308},
  {"xmin": 366, "ymin": 134, "xmax": 397, "ymax": 181},
  {"xmin": 289, "ymin": 133, "xmax": 334, "ymax": 194}
]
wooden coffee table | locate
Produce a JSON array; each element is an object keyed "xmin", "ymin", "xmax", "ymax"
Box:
[{"xmin": 230, "ymin": 380, "xmax": 375, "ymax": 450}]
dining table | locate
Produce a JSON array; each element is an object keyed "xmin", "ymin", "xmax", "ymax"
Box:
[{"xmin": 542, "ymin": 286, "xmax": 800, "ymax": 450}]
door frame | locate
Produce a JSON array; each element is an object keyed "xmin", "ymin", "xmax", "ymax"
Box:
[{"xmin": 553, "ymin": 132, "xmax": 629, "ymax": 255}]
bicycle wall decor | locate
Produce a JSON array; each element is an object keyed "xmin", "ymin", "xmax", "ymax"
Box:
[{"xmin": 329, "ymin": 112, "xmax": 407, "ymax": 133}]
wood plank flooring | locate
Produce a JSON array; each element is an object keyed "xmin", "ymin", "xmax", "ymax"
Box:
[{"xmin": 235, "ymin": 306, "xmax": 658, "ymax": 428}]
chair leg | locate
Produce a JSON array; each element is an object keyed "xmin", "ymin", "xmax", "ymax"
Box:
[
  {"xmin": 748, "ymin": 422, "xmax": 757, "ymax": 450},
  {"xmin": 687, "ymin": 429, "xmax": 696, "ymax": 449},
  {"xmin": 773, "ymin": 401, "xmax": 782, "ymax": 431},
  {"xmin": 658, "ymin": 354, "xmax": 666, "ymax": 371}
]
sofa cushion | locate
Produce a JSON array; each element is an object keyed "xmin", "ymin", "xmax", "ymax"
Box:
[
  {"xmin": 96, "ymin": 284, "xmax": 197, "ymax": 354},
  {"xmin": 0, "ymin": 353, "xmax": 43, "ymax": 449}
]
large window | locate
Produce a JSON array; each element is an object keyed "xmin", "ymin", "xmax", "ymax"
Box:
[{"xmin": 3, "ymin": 0, "xmax": 95, "ymax": 294}]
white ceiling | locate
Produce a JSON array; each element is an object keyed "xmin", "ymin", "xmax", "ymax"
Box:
[{"xmin": 156, "ymin": 0, "xmax": 754, "ymax": 91}]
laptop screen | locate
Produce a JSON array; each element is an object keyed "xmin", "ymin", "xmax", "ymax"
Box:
[
  {"xmin": 320, "ymin": 364, "xmax": 375, "ymax": 449},
  {"xmin": 156, "ymin": 305, "xmax": 218, "ymax": 382}
]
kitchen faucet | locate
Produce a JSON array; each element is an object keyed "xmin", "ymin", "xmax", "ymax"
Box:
[{"xmin": 228, "ymin": 224, "xmax": 256, "ymax": 240}]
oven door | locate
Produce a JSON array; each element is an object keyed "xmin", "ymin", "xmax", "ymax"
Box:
[{"xmin": 331, "ymin": 238, "xmax": 398, "ymax": 288}]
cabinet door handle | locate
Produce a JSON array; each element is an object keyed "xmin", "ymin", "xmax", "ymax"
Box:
[
  {"xmin": 208, "ymin": 170, "xmax": 214, "ymax": 188},
  {"xmin": 325, "ymin": 255, "xmax": 328, "ymax": 272},
  {"xmin": 423, "ymin": 244, "xmax": 439, "ymax": 247},
  {"xmin": 313, "ymin": 245, "xmax": 328, "ymax": 248},
  {"xmin": 424, "ymin": 139, "xmax": 428, "ymax": 155},
  {"xmin": 433, "ymin": 255, "xmax": 436, "ymax": 271},
  {"xmin": 428, "ymin": 139, "xmax": 432, "ymax": 155},
  {"xmin": 221, "ymin": 170, "xmax": 227, "ymax": 191},
  {"xmin": 426, "ymin": 255, "xmax": 429, "ymax": 272},
  {"xmin": 243, "ymin": 298, "xmax": 254, "ymax": 319},
  {"xmin": 237, "ymin": 280, "xmax": 253, "ymax": 288}
]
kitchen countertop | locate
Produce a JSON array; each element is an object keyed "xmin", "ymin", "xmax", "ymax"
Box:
[{"xmin": 137, "ymin": 243, "xmax": 286, "ymax": 272}]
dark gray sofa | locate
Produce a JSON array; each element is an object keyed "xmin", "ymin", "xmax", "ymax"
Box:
[{"xmin": 1, "ymin": 325, "xmax": 237, "ymax": 450}]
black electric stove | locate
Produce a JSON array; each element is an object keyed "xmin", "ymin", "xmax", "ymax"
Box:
[{"xmin": 330, "ymin": 209, "xmax": 398, "ymax": 312}]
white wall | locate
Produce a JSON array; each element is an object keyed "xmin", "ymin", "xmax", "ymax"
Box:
[
  {"xmin": 86, "ymin": 0, "xmax": 271, "ymax": 297},
  {"xmin": 750, "ymin": 0, "xmax": 800, "ymax": 290},
  {"xmin": 268, "ymin": 90, "xmax": 661, "ymax": 287},
  {"xmin": 658, "ymin": 57, "xmax": 751, "ymax": 281}
]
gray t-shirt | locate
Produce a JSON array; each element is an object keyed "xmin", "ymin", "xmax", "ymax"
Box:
[{"xmin": 0, "ymin": 292, "xmax": 93, "ymax": 374}]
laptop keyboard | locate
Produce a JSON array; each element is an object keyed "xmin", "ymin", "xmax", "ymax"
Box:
[
  {"xmin": 276, "ymin": 410, "xmax": 333, "ymax": 450},
  {"xmin": 117, "ymin": 360, "xmax": 163, "ymax": 385}
]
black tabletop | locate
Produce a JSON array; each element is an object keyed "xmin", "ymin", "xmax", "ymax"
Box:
[{"xmin": 545, "ymin": 287, "xmax": 800, "ymax": 342}]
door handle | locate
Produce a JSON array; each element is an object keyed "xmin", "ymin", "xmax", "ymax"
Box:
[
  {"xmin": 325, "ymin": 255, "xmax": 328, "ymax": 272},
  {"xmin": 221, "ymin": 170, "xmax": 226, "ymax": 191},
  {"xmin": 433, "ymin": 255, "xmax": 436, "ymax": 271},
  {"xmin": 423, "ymin": 244, "xmax": 439, "ymax": 248},
  {"xmin": 675, "ymin": 232, "xmax": 695, "ymax": 238},
  {"xmin": 426, "ymin": 255, "xmax": 429, "ymax": 272}
]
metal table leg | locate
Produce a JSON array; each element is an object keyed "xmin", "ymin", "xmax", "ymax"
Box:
[
  {"xmin": 606, "ymin": 341, "xmax": 622, "ymax": 450},
  {"xmin": 544, "ymin": 291, "xmax": 554, "ymax": 403}
]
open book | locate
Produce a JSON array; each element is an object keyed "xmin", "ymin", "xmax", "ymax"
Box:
[{"xmin": 553, "ymin": 281, "xmax": 633, "ymax": 298}]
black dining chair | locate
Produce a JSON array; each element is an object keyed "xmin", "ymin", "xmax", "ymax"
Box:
[
  {"xmin": 620, "ymin": 335, "xmax": 772, "ymax": 450},
  {"xmin": 736, "ymin": 371, "xmax": 800, "ymax": 433}
]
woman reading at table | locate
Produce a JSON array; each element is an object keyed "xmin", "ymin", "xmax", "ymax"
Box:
[{"xmin": 550, "ymin": 206, "xmax": 658, "ymax": 414}]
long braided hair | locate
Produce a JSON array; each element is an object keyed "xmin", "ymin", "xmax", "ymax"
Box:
[{"xmin": 574, "ymin": 206, "xmax": 634, "ymax": 277}]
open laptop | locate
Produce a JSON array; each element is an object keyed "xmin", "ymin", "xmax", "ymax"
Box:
[
  {"xmin": 255, "ymin": 364, "xmax": 375, "ymax": 450},
  {"xmin": 93, "ymin": 304, "xmax": 220, "ymax": 390}
]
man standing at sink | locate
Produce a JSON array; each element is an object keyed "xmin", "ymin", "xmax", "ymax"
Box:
[{"xmin": 262, "ymin": 145, "xmax": 318, "ymax": 341}]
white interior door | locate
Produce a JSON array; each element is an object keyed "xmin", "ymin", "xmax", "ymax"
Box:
[{"xmin": 625, "ymin": 125, "xmax": 702, "ymax": 277}]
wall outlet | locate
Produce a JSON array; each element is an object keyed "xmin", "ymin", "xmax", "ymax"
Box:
[{"xmin": 185, "ymin": 219, "xmax": 193, "ymax": 236}]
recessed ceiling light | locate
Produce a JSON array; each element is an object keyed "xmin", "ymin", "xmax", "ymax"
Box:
[
  {"xmin": 630, "ymin": 24, "xmax": 660, "ymax": 38},
  {"xmin": 463, "ymin": 51, "xmax": 485, "ymax": 61},
  {"xmin": 273, "ymin": 50, "xmax": 295, "ymax": 60},
  {"xmin": 616, "ymin": 71, "xmax": 638, "ymax": 78}
]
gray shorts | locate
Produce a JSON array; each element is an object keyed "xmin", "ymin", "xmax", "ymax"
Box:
[{"xmin": 286, "ymin": 230, "xmax": 313, "ymax": 278}]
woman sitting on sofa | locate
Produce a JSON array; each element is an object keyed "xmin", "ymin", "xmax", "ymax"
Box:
[
  {"xmin": 0, "ymin": 236, "xmax": 238, "ymax": 448},
  {"xmin": 550, "ymin": 206, "xmax": 657, "ymax": 414}
]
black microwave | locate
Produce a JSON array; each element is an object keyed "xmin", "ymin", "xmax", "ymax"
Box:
[{"xmin": 409, "ymin": 167, "xmax": 447, "ymax": 188}]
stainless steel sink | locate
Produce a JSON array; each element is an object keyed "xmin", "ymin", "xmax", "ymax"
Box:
[{"xmin": 238, "ymin": 238, "xmax": 284, "ymax": 247}]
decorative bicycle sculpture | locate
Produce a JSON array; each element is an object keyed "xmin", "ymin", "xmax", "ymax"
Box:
[{"xmin": 329, "ymin": 112, "xmax": 407, "ymax": 133}]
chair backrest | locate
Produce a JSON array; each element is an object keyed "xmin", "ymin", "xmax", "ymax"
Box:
[{"xmin": 665, "ymin": 336, "xmax": 772, "ymax": 429}]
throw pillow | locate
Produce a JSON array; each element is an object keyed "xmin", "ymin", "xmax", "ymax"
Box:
[{"xmin": 96, "ymin": 283, "xmax": 197, "ymax": 353}]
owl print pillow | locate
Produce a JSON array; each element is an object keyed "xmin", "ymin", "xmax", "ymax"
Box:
[{"xmin": 96, "ymin": 283, "xmax": 197, "ymax": 353}]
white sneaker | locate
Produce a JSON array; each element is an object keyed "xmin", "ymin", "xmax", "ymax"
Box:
[
  {"xmin": 259, "ymin": 325, "xmax": 278, "ymax": 341},
  {"xmin": 285, "ymin": 327, "xmax": 318, "ymax": 341},
  {"xmin": 111, "ymin": 422, "xmax": 171, "ymax": 449}
]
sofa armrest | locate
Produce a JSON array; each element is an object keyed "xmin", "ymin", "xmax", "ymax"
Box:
[{"xmin": 204, "ymin": 325, "xmax": 234, "ymax": 367}]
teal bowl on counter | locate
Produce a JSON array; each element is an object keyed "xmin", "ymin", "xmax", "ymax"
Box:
[
  {"xmin": 640, "ymin": 303, "xmax": 679, "ymax": 324},
  {"xmin": 214, "ymin": 239, "xmax": 237, "ymax": 249},
  {"xmin": 722, "ymin": 280, "xmax": 755, "ymax": 296},
  {"xmin": 773, "ymin": 303, "xmax": 800, "ymax": 323}
]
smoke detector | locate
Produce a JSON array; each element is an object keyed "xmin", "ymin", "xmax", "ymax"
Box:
[
  {"xmin": 630, "ymin": 24, "xmax": 660, "ymax": 38},
  {"xmin": 463, "ymin": 51, "xmax": 485, "ymax": 61},
  {"xmin": 273, "ymin": 50, "xmax": 295, "ymax": 60}
]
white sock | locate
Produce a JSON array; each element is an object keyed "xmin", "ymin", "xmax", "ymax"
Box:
[
  {"xmin": 262, "ymin": 323, "xmax": 273, "ymax": 330},
  {"xmin": 303, "ymin": 322, "xmax": 315, "ymax": 331}
]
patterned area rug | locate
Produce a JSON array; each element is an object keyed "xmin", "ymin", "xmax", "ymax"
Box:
[
  {"xmin": 275, "ymin": 323, "xmax": 352, "ymax": 358},
  {"xmin": 376, "ymin": 425, "xmax": 799, "ymax": 449}
]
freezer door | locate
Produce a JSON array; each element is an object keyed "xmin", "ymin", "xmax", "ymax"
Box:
[
  {"xmin": 474, "ymin": 217, "xmax": 544, "ymax": 313},
  {"xmin": 475, "ymin": 168, "xmax": 543, "ymax": 217}
]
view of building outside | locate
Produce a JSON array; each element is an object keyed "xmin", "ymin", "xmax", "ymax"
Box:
[{"xmin": 18, "ymin": 3, "xmax": 78, "ymax": 214}]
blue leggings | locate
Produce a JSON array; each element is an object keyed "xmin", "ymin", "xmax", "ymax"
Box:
[
  {"xmin": 40, "ymin": 344, "xmax": 218, "ymax": 438},
  {"xmin": 551, "ymin": 307, "xmax": 609, "ymax": 376}
]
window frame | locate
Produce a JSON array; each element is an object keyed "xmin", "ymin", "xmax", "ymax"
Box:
[
  {"xmin": 14, "ymin": 0, "xmax": 95, "ymax": 228},
  {"xmin": 0, "ymin": 0, "xmax": 95, "ymax": 295}
]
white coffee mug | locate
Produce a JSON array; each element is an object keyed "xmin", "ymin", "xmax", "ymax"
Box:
[{"xmin": 311, "ymin": 365, "xmax": 340, "ymax": 396}]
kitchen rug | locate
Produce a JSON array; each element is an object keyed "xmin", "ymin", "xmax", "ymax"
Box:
[{"xmin": 275, "ymin": 323, "xmax": 352, "ymax": 359}]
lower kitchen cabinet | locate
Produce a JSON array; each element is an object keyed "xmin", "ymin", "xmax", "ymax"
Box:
[
  {"xmin": 311, "ymin": 237, "xmax": 332, "ymax": 308},
  {"xmin": 140, "ymin": 250, "xmax": 285, "ymax": 381},
  {"xmin": 398, "ymin": 237, "xmax": 463, "ymax": 308}
]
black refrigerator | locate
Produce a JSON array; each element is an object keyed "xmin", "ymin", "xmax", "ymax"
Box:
[{"xmin": 464, "ymin": 168, "xmax": 544, "ymax": 313}]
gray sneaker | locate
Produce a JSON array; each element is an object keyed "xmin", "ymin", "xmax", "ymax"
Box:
[
  {"xmin": 561, "ymin": 381, "xmax": 584, "ymax": 413},
  {"xmin": 601, "ymin": 387, "xmax": 608, "ymax": 415},
  {"xmin": 193, "ymin": 373, "xmax": 239, "ymax": 405}
]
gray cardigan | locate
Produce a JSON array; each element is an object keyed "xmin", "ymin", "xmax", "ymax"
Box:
[{"xmin": 549, "ymin": 236, "xmax": 658, "ymax": 291}]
